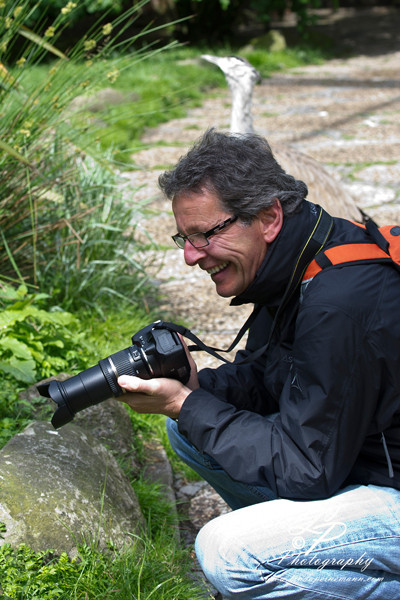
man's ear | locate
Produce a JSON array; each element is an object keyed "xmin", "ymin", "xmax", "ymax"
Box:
[{"xmin": 258, "ymin": 200, "xmax": 283, "ymax": 244}]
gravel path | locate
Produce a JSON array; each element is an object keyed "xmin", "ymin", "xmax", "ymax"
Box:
[{"xmin": 122, "ymin": 10, "xmax": 400, "ymax": 588}]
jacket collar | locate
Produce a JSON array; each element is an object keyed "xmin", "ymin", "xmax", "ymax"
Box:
[{"xmin": 231, "ymin": 201, "xmax": 322, "ymax": 307}]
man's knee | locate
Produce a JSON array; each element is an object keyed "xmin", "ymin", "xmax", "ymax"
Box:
[
  {"xmin": 195, "ymin": 517, "xmax": 236, "ymax": 594},
  {"xmin": 195, "ymin": 513, "xmax": 263, "ymax": 598}
]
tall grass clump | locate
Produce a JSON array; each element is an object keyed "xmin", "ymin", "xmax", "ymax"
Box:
[{"xmin": 0, "ymin": 0, "xmax": 169, "ymax": 312}]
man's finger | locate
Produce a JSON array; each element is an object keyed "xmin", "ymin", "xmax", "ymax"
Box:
[{"xmin": 118, "ymin": 375, "xmax": 153, "ymax": 394}]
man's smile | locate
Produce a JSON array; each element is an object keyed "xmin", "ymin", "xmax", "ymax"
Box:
[{"xmin": 206, "ymin": 261, "xmax": 229, "ymax": 276}]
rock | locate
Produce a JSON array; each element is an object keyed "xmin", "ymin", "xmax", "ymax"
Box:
[
  {"xmin": 0, "ymin": 421, "xmax": 145, "ymax": 557},
  {"xmin": 245, "ymin": 30, "xmax": 287, "ymax": 53},
  {"xmin": 142, "ymin": 438, "xmax": 179, "ymax": 539},
  {"xmin": 143, "ymin": 438, "xmax": 175, "ymax": 497},
  {"xmin": 69, "ymin": 87, "xmax": 132, "ymax": 113},
  {"xmin": 188, "ymin": 485, "xmax": 230, "ymax": 531},
  {"xmin": 75, "ymin": 399, "xmax": 141, "ymax": 478},
  {"xmin": 20, "ymin": 377, "xmax": 142, "ymax": 478}
]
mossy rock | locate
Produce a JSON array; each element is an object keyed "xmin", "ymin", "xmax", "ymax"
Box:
[{"xmin": 0, "ymin": 421, "xmax": 145, "ymax": 557}]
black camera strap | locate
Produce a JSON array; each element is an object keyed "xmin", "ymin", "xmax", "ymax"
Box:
[
  {"xmin": 158, "ymin": 304, "xmax": 263, "ymax": 365},
  {"xmin": 157, "ymin": 206, "xmax": 333, "ymax": 366}
]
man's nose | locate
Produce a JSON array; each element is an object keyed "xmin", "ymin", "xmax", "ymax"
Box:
[{"xmin": 183, "ymin": 241, "xmax": 207, "ymax": 266}]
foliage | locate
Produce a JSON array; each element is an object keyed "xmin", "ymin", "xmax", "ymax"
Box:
[
  {"xmin": 0, "ymin": 286, "xmax": 160, "ymax": 448},
  {"xmin": 248, "ymin": 0, "xmax": 326, "ymax": 29},
  {"xmin": 1, "ymin": 135, "xmax": 155, "ymax": 311},
  {"xmin": 0, "ymin": 534, "xmax": 205, "ymax": 599},
  {"xmin": 0, "ymin": 282, "xmax": 95, "ymax": 447},
  {"xmin": 33, "ymin": 0, "xmax": 125, "ymax": 18},
  {"xmin": 0, "ymin": 0, "xmax": 166, "ymax": 311},
  {"xmin": 132, "ymin": 475, "xmax": 179, "ymax": 538},
  {"xmin": 0, "ymin": 283, "xmax": 92, "ymax": 385},
  {"xmin": 17, "ymin": 46, "xmax": 224, "ymax": 163},
  {"xmin": 152, "ymin": 0, "xmax": 330, "ymax": 44},
  {"xmin": 13, "ymin": 0, "xmax": 339, "ymax": 46},
  {"xmin": 0, "ymin": 381, "xmax": 29, "ymax": 449}
]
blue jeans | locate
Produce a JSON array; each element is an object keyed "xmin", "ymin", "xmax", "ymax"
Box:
[{"xmin": 167, "ymin": 418, "xmax": 400, "ymax": 599}]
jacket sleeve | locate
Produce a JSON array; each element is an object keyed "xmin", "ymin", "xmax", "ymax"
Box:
[{"xmin": 178, "ymin": 270, "xmax": 385, "ymax": 499}]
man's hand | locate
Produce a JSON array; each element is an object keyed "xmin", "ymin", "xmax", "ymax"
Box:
[
  {"xmin": 117, "ymin": 375, "xmax": 192, "ymax": 419},
  {"xmin": 117, "ymin": 336, "xmax": 199, "ymax": 419}
]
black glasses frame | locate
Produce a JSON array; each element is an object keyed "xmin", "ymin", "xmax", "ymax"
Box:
[{"xmin": 172, "ymin": 216, "xmax": 238, "ymax": 249}]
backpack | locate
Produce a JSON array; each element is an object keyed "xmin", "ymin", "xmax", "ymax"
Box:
[{"xmin": 303, "ymin": 219, "xmax": 400, "ymax": 281}]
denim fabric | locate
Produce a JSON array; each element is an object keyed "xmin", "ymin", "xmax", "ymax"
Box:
[
  {"xmin": 167, "ymin": 417, "xmax": 276, "ymax": 510},
  {"xmin": 167, "ymin": 418, "xmax": 400, "ymax": 599}
]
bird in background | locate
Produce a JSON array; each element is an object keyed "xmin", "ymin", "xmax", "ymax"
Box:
[{"xmin": 201, "ymin": 54, "xmax": 362, "ymax": 222}]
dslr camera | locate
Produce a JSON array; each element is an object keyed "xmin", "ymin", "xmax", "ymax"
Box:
[{"xmin": 38, "ymin": 321, "xmax": 190, "ymax": 429}]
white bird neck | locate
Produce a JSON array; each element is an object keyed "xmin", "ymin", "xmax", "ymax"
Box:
[{"xmin": 227, "ymin": 79, "xmax": 255, "ymax": 134}]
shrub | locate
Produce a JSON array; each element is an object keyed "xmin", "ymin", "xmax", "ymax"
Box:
[
  {"xmin": 0, "ymin": 0, "xmax": 163, "ymax": 312},
  {"xmin": 0, "ymin": 283, "xmax": 92, "ymax": 385},
  {"xmin": 0, "ymin": 282, "xmax": 96, "ymax": 446}
]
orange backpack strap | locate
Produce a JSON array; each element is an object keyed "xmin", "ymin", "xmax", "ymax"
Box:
[
  {"xmin": 303, "ymin": 221, "xmax": 400, "ymax": 281},
  {"xmin": 376, "ymin": 225, "xmax": 400, "ymax": 263}
]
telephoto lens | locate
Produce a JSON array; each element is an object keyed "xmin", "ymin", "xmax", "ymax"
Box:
[{"xmin": 37, "ymin": 322, "xmax": 191, "ymax": 429}]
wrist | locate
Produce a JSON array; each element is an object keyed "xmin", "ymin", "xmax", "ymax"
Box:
[{"xmin": 168, "ymin": 388, "xmax": 190, "ymax": 420}]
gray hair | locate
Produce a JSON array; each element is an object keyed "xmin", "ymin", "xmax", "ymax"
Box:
[{"xmin": 158, "ymin": 128, "xmax": 307, "ymax": 222}]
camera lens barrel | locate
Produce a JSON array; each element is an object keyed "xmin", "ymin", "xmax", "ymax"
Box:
[
  {"xmin": 99, "ymin": 346, "xmax": 152, "ymax": 396},
  {"xmin": 49, "ymin": 364, "xmax": 113, "ymax": 429}
]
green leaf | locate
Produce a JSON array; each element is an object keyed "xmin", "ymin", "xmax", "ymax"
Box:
[
  {"xmin": 19, "ymin": 26, "xmax": 69, "ymax": 61},
  {"xmin": 0, "ymin": 310, "xmax": 26, "ymax": 329},
  {"xmin": 0, "ymin": 283, "xmax": 24, "ymax": 301},
  {"xmin": 0, "ymin": 336, "xmax": 33, "ymax": 361},
  {"xmin": 0, "ymin": 357, "xmax": 36, "ymax": 383},
  {"xmin": 0, "ymin": 139, "xmax": 31, "ymax": 165},
  {"xmin": 46, "ymin": 340, "xmax": 64, "ymax": 349}
]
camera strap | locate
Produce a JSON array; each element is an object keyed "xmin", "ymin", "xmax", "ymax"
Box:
[
  {"xmin": 157, "ymin": 206, "xmax": 333, "ymax": 366},
  {"xmin": 158, "ymin": 304, "xmax": 263, "ymax": 365}
]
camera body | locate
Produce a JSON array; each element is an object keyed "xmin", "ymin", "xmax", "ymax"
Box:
[{"xmin": 37, "ymin": 322, "xmax": 191, "ymax": 429}]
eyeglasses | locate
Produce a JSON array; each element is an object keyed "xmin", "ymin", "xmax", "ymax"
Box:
[{"xmin": 172, "ymin": 216, "xmax": 238, "ymax": 249}]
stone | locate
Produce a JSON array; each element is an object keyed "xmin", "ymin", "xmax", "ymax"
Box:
[
  {"xmin": 246, "ymin": 30, "xmax": 287, "ymax": 53},
  {"xmin": 69, "ymin": 87, "xmax": 133, "ymax": 113},
  {"xmin": 0, "ymin": 421, "xmax": 145, "ymax": 557},
  {"xmin": 75, "ymin": 399, "xmax": 141, "ymax": 478},
  {"xmin": 142, "ymin": 438, "xmax": 179, "ymax": 539},
  {"xmin": 143, "ymin": 438, "xmax": 175, "ymax": 493},
  {"xmin": 21, "ymin": 378, "xmax": 141, "ymax": 478}
]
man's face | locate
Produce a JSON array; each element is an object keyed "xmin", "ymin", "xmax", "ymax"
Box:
[{"xmin": 172, "ymin": 189, "xmax": 278, "ymax": 298}]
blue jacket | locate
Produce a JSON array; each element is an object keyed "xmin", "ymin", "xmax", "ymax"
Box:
[{"xmin": 178, "ymin": 201, "xmax": 400, "ymax": 500}]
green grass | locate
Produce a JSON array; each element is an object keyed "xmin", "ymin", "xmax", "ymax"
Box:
[{"xmin": 0, "ymin": 477, "xmax": 206, "ymax": 600}]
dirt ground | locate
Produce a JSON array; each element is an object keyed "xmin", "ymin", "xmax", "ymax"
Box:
[{"xmin": 121, "ymin": 6, "xmax": 400, "ymax": 570}]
